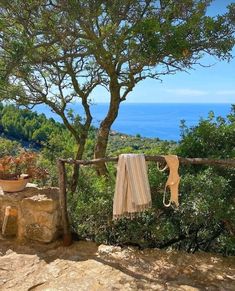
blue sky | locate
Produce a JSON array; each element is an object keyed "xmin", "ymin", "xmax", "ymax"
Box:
[{"xmin": 91, "ymin": 0, "xmax": 235, "ymax": 104}]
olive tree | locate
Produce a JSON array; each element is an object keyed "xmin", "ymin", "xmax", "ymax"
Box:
[
  {"xmin": 1, "ymin": 0, "xmax": 234, "ymax": 177},
  {"xmin": 0, "ymin": 0, "xmax": 102, "ymax": 190},
  {"xmin": 63, "ymin": 0, "xmax": 235, "ymax": 174}
]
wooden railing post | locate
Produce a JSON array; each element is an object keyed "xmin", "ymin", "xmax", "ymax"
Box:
[{"xmin": 58, "ymin": 159, "xmax": 72, "ymax": 246}]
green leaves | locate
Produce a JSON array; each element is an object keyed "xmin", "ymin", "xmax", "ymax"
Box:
[{"xmin": 178, "ymin": 106, "xmax": 235, "ymax": 159}]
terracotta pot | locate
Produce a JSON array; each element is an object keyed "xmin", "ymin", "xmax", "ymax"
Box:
[{"xmin": 0, "ymin": 178, "xmax": 29, "ymax": 192}]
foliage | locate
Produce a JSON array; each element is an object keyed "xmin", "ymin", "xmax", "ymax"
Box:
[
  {"xmin": 0, "ymin": 103, "xmax": 234, "ymax": 254},
  {"xmin": 177, "ymin": 169, "xmax": 234, "ymax": 254},
  {"xmin": 0, "ymin": 151, "xmax": 48, "ymax": 180},
  {"xmin": 0, "ymin": 104, "xmax": 80, "ymax": 184},
  {"xmin": 0, "ymin": 103, "xmax": 67, "ymax": 146},
  {"xmin": 0, "ymin": 104, "xmax": 77, "ymax": 182},
  {"xmin": 178, "ymin": 106, "xmax": 235, "ymax": 159},
  {"xmin": 0, "ymin": 137, "xmax": 21, "ymax": 157},
  {"xmin": 69, "ymin": 106, "xmax": 235, "ymax": 255},
  {"xmin": 107, "ymin": 134, "xmax": 176, "ymax": 154},
  {"xmin": 0, "ymin": 0, "xmax": 234, "ymax": 172},
  {"xmin": 70, "ymin": 166, "xmax": 235, "ymax": 255},
  {"xmin": 177, "ymin": 106, "xmax": 235, "ymax": 191}
]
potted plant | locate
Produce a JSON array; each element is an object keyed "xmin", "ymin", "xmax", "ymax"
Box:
[{"xmin": 0, "ymin": 152, "xmax": 48, "ymax": 192}]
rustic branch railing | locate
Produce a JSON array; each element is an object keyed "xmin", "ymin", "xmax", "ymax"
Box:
[
  {"xmin": 58, "ymin": 155, "xmax": 235, "ymax": 246},
  {"xmin": 59, "ymin": 156, "xmax": 235, "ymax": 167}
]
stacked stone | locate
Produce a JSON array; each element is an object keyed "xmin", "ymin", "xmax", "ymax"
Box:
[{"xmin": 0, "ymin": 187, "xmax": 62, "ymax": 243}]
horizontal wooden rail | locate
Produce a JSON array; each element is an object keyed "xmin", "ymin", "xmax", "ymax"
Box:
[{"xmin": 59, "ymin": 156, "xmax": 235, "ymax": 168}]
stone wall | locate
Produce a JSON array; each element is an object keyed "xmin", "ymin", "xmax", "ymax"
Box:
[{"xmin": 0, "ymin": 186, "xmax": 62, "ymax": 243}]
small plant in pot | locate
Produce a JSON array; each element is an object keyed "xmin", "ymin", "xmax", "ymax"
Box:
[{"xmin": 0, "ymin": 152, "xmax": 48, "ymax": 192}]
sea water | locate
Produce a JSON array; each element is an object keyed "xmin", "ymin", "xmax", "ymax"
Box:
[{"xmin": 35, "ymin": 103, "xmax": 232, "ymax": 141}]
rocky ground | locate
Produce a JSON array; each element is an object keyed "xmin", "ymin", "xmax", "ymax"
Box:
[{"xmin": 0, "ymin": 238, "xmax": 234, "ymax": 291}]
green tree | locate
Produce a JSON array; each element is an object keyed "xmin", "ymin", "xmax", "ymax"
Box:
[
  {"xmin": 0, "ymin": 0, "xmax": 234, "ymax": 178},
  {"xmin": 0, "ymin": 0, "xmax": 100, "ymax": 190},
  {"xmin": 63, "ymin": 0, "xmax": 235, "ymax": 174},
  {"xmin": 178, "ymin": 105, "xmax": 235, "ymax": 159},
  {"xmin": 0, "ymin": 138, "xmax": 21, "ymax": 157}
]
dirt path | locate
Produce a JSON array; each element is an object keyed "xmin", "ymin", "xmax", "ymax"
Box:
[{"xmin": 0, "ymin": 239, "xmax": 234, "ymax": 290}]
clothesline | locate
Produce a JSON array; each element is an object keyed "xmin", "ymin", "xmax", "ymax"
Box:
[{"xmin": 57, "ymin": 155, "xmax": 235, "ymax": 246}]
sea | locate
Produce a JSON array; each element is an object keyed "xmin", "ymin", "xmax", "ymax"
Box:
[{"xmin": 34, "ymin": 103, "xmax": 233, "ymax": 141}]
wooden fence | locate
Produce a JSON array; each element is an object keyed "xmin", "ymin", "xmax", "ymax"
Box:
[{"xmin": 58, "ymin": 156, "xmax": 235, "ymax": 246}]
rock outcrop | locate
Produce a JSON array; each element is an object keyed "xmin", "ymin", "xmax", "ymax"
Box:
[
  {"xmin": 0, "ymin": 187, "xmax": 62, "ymax": 243},
  {"xmin": 0, "ymin": 240, "xmax": 234, "ymax": 290}
]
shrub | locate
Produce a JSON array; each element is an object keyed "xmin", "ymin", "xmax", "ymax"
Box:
[
  {"xmin": 69, "ymin": 165, "xmax": 235, "ymax": 255},
  {"xmin": 0, "ymin": 137, "xmax": 21, "ymax": 157},
  {"xmin": 178, "ymin": 106, "xmax": 235, "ymax": 159}
]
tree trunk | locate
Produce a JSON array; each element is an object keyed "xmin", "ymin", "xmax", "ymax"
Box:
[
  {"xmin": 70, "ymin": 134, "xmax": 87, "ymax": 192},
  {"xmin": 70, "ymin": 95, "xmax": 92, "ymax": 192},
  {"xmin": 94, "ymin": 87, "xmax": 120, "ymax": 175},
  {"xmin": 94, "ymin": 122, "xmax": 112, "ymax": 176}
]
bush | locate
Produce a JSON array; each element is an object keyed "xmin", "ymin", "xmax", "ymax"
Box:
[
  {"xmin": 177, "ymin": 168, "xmax": 234, "ymax": 254},
  {"xmin": 0, "ymin": 137, "xmax": 21, "ymax": 157},
  {"xmin": 69, "ymin": 165, "xmax": 235, "ymax": 255},
  {"xmin": 178, "ymin": 106, "xmax": 235, "ymax": 159},
  {"xmin": 69, "ymin": 106, "xmax": 235, "ymax": 255}
]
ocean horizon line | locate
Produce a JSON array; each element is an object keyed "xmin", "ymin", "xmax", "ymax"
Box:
[
  {"xmin": 34, "ymin": 103, "xmax": 231, "ymax": 141},
  {"xmin": 88, "ymin": 102, "xmax": 233, "ymax": 105}
]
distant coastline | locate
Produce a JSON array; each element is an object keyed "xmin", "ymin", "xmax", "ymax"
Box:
[{"xmin": 35, "ymin": 103, "xmax": 232, "ymax": 141}]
